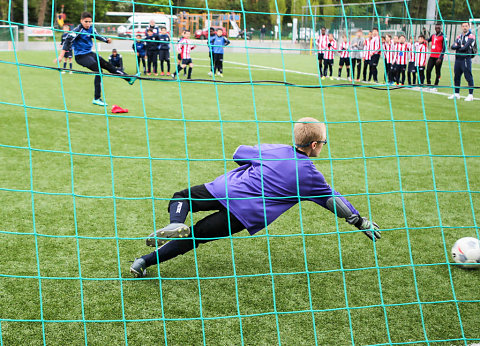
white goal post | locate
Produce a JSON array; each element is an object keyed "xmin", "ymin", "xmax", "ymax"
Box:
[{"xmin": 0, "ymin": 25, "xmax": 19, "ymax": 51}]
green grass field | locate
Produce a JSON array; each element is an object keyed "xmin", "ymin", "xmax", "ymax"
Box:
[{"xmin": 1, "ymin": 49, "xmax": 480, "ymax": 345}]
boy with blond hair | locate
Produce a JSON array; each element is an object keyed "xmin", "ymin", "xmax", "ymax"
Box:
[{"xmin": 130, "ymin": 118, "xmax": 381, "ymax": 277}]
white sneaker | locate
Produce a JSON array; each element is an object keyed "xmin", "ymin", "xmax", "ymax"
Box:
[
  {"xmin": 464, "ymin": 94, "xmax": 474, "ymax": 102},
  {"xmin": 218, "ymin": 73, "xmax": 223, "ymax": 77},
  {"xmin": 208, "ymin": 71, "xmax": 212, "ymax": 76},
  {"xmin": 430, "ymin": 87, "xmax": 437, "ymax": 93},
  {"xmin": 337, "ymin": 77, "xmax": 340, "ymax": 80},
  {"xmin": 69, "ymin": 71, "xmax": 73, "ymax": 74},
  {"xmin": 448, "ymin": 93, "xmax": 460, "ymax": 100},
  {"xmin": 61, "ymin": 71, "xmax": 66, "ymax": 74}
]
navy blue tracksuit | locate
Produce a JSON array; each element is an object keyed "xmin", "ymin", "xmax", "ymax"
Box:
[{"xmin": 451, "ymin": 30, "xmax": 476, "ymax": 95}]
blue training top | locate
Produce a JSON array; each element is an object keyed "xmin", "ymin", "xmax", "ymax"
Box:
[
  {"xmin": 205, "ymin": 144, "xmax": 359, "ymax": 234},
  {"xmin": 132, "ymin": 41, "xmax": 146, "ymax": 56},
  {"xmin": 62, "ymin": 24, "xmax": 108, "ymax": 56},
  {"xmin": 210, "ymin": 35, "xmax": 230, "ymax": 54}
]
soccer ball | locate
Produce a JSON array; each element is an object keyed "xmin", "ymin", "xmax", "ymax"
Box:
[{"xmin": 451, "ymin": 237, "xmax": 480, "ymax": 269}]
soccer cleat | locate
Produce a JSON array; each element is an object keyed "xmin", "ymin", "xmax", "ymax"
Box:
[
  {"xmin": 166, "ymin": 72, "xmax": 170, "ymax": 76},
  {"xmin": 448, "ymin": 93, "xmax": 461, "ymax": 100},
  {"xmin": 69, "ymin": 71, "xmax": 73, "ymax": 74},
  {"xmin": 321, "ymin": 76, "xmax": 325, "ymax": 80},
  {"xmin": 61, "ymin": 71, "xmax": 66, "ymax": 74},
  {"xmin": 329, "ymin": 77, "xmax": 334, "ymax": 80},
  {"xmin": 208, "ymin": 71, "xmax": 213, "ymax": 76},
  {"xmin": 147, "ymin": 72, "xmax": 151, "ymax": 76},
  {"xmin": 128, "ymin": 73, "xmax": 140, "ymax": 85},
  {"xmin": 92, "ymin": 98, "xmax": 107, "ymax": 106},
  {"xmin": 146, "ymin": 223, "xmax": 191, "ymax": 247},
  {"xmin": 465, "ymin": 94, "xmax": 474, "ymax": 102},
  {"xmin": 130, "ymin": 258, "xmax": 147, "ymax": 278},
  {"xmin": 160, "ymin": 72, "xmax": 164, "ymax": 76},
  {"xmin": 171, "ymin": 73, "xmax": 177, "ymax": 79},
  {"xmin": 337, "ymin": 77, "xmax": 341, "ymax": 81}
]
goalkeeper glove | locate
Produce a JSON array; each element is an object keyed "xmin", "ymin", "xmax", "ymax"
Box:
[{"xmin": 356, "ymin": 217, "xmax": 381, "ymax": 241}]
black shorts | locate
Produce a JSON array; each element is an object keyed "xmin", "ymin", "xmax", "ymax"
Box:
[
  {"xmin": 64, "ymin": 50, "xmax": 73, "ymax": 58},
  {"xmin": 396, "ymin": 64, "xmax": 407, "ymax": 72},
  {"xmin": 323, "ymin": 59, "xmax": 333, "ymax": 65},
  {"xmin": 408, "ymin": 61, "xmax": 416, "ymax": 73},
  {"xmin": 370, "ymin": 53, "xmax": 380, "ymax": 66},
  {"xmin": 177, "ymin": 53, "xmax": 181, "ymax": 61},
  {"xmin": 339, "ymin": 57, "xmax": 351, "ymax": 66},
  {"xmin": 317, "ymin": 53, "xmax": 324, "ymax": 60},
  {"xmin": 181, "ymin": 58, "xmax": 192, "ymax": 65},
  {"xmin": 158, "ymin": 50, "xmax": 170, "ymax": 61}
]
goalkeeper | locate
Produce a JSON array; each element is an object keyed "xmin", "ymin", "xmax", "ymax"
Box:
[
  {"xmin": 130, "ymin": 118, "xmax": 381, "ymax": 277},
  {"xmin": 54, "ymin": 11, "xmax": 137, "ymax": 106}
]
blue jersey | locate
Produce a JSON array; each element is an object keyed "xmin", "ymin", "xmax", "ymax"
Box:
[
  {"xmin": 210, "ymin": 35, "xmax": 230, "ymax": 54},
  {"xmin": 132, "ymin": 41, "xmax": 146, "ymax": 56},
  {"xmin": 205, "ymin": 144, "xmax": 359, "ymax": 234},
  {"xmin": 60, "ymin": 32, "xmax": 72, "ymax": 52},
  {"xmin": 62, "ymin": 24, "xmax": 108, "ymax": 56},
  {"xmin": 158, "ymin": 33, "xmax": 170, "ymax": 50}
]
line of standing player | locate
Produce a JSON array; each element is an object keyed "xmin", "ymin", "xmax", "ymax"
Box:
[{"xmin": 315, "ymin": 24, "xmax": 449, "ymax": 91}]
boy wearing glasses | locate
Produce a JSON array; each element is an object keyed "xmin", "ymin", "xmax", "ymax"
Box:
[{"xmin": 130, "ymin": 118, "xmax": 381, "ymax": 277}]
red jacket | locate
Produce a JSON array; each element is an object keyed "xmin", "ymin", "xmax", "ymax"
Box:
[{"xmin": 427, "ymin": 32, "xmax": 445, "ymax": 59}]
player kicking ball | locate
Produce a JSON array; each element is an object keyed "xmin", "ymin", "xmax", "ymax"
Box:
[
  {"xmin": 54, "ymin": 12, "xmax": 138, "ymax": 106},
  {"xmin": 130, "ymin": 117, "xmax": 381, "ymax": 277}
]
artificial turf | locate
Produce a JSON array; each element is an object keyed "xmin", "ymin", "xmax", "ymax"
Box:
[{"xmin": 0, "ymin": 48, "xmax": 479, "ymax": 345}]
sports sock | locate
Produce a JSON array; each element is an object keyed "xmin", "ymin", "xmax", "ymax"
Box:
[
  {"xmin": 142, "ymin": 240, "xmax": 194, "ymax": 266},
  {"xmin": 169, "ymin": 201, "xmax": 189, "ymax": 223},
  {"xmin": 346, "ymin": 68, "xmax": 350, "ymax": 78},
  {"xmin": 63, "ymin": 62, "xmax": 67, "ymax": 69},
  {"xmin": 69, "ymin": 63, "xmax": 72, "ymax": 69},
  {"xmin": 187, "ymin": 67, "xmax": 192, "ymax": 79}
]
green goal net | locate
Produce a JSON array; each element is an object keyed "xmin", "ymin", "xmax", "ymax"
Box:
[{"xmin": 0, "ymin": 0, "xmax": 479, "ymax": 345}]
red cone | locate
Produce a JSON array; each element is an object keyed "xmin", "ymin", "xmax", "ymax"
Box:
[{"xmin": 111, "ymin": 105, "xmax": 129, "ymax": 113}]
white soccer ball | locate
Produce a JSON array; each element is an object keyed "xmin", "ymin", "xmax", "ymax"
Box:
[{"xmin": 451, "ymin": 237, "xmax": 480, "ymax": 269}]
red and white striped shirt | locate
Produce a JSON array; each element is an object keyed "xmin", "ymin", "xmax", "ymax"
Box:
[
  {"xmin": 177, "ymin": 38, "xmax": 195, "ymax": 59},
  {"xmin": 408, "ymin": 42, "xmax": 415, "ymax": 63},
  {"xmin": 363, "ymin": 38, "xmax": 372, "ymax": 60},
  {"xmin": 370, "ymin": 35, "xmax": 381, "ymax": 54},
  {"xmin": 324, "ymin": 38, "xmax": 337, "ymax": 59},
  {"xmin": 415, "ymin": 42, "xmax": 427, "ymax": 66},
  {"xmin": 316, "ymin": 34, "xmax": 328, "ymax": 53},
  {"xmin": 394, "ymin": 43, "xmax": 409, "ymax": 65},
  {"xmin": 339, "ymin": 41, "xmax": 349, "ymax": 58},
  {"xmin": 382, "ymin": 42, "xmax": 395, "ymax": 63}
]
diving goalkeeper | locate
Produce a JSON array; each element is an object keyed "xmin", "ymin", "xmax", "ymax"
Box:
[
  {"xmin": 53, "ymin": 11, "xmax": 137, "ymax": 106},
  {"xmin": 130, "ymin": 117, "xmax": 381, "ymax": 277}
]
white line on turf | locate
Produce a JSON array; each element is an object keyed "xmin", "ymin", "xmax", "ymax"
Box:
[{"xmin": 195, "ymin": 57, "xmax": 479, "ymax": 101}]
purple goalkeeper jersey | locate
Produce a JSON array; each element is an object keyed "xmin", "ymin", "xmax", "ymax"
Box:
[{"xmin": 205, "ymin": 144, "xmax": 359, "ymax": 235}]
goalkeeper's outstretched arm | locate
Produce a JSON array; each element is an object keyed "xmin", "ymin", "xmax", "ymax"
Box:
[{"xmin": 308, "ymin": 170, "xmax": 381, "ymax": 241}]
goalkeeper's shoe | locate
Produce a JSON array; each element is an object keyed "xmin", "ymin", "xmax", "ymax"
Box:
[
  {"xmin": 146, "ymin": 223, "xmax": 190, "ymax": 247},
  {"xmin": 92, "ymin": 98, "xmax": 107, "ymax": 106},
  {"xmin": 130, "ymin": 258, "xmax": 147, "ymax": 278}
]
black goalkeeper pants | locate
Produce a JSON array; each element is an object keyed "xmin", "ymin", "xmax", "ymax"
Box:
[
  {"xmin": 142, "ymin": 184, "xmax": 246, "ymax": 266},
  {"xmin": 75, "ymin": 52, "xmax": 128, "ymax": 100},
  {"xmin": 213, "ymin": 53, "xmax": 224, "ymax": 74}
]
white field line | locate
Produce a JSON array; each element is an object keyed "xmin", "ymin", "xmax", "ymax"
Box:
[{"xmin": 194, "ymin": 57, "xmax": 479, "ymax": 101}]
